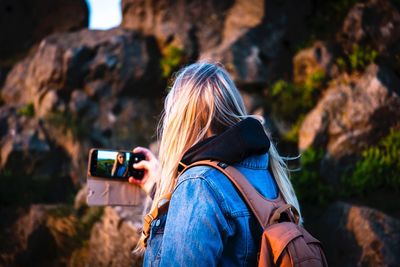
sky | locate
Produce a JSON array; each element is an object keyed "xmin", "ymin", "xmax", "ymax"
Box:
[
  {"xmin": 87, "ymin": 0, "xmax": 122, "ymax": 30},
  {"xmin": 98, "ymin": 150, "xmax": 130, "ymax": 161}
]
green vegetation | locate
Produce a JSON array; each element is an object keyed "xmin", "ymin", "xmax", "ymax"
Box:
[
  {"xmin": 46, "ymin": 111, "xmax": 89, "ymax": 141},
  {"xmin": 97, "ymin": 159, "xmax": 114, "ymax": 176},
  {"xmin": 78, "ymin": 206, "xmax": 104, "ymax": 241},
  {"xmin": 337, "ymin": 44, "xmax": 378, "ymax": 72},
  {"xmin": 160, "ymin": 45, "xmax": 185, "ymax": 79},
  {"xmin": 291, "ymin": 148, "xmax": 334, "ymax": 205},
  {"xmin": 342, "ymin": 129, "xmax": 400, "ymax": 195},
  {"xmin": 268, "ymin": 69, "xmax": 325, "ymax": 142},
  {"xmin": 17, "ymin": 102, "xmax": 35, "ymax": 117},
  {"xmin": 46, "ymin": 204, "xmax": 104, "ymax": 259},
  {"xmin": 292, "ymin": 129, "xmax": 400, "ymax": 207}
]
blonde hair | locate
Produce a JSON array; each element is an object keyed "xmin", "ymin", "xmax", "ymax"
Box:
[
  {"xmin": 111, "ymin": 152, "xmax": 127, "ymax": 177},
  {"xmin": 139, "ymin": 62, "xmax": 302, "ymax": 249}
]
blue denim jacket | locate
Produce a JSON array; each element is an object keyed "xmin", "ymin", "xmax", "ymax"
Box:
[{"xmin": 143, "ymin": 152, "xmax": 278, "ymax": 266}]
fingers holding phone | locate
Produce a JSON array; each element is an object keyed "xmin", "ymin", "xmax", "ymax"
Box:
[{"xmin": 128, "ymin": 146, "xmax": 159, "ymax": 195}]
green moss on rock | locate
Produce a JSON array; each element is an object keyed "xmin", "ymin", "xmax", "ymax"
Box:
[
  {"xmin": 291, "ymin": 148, "xmax": 334, "ymax": 205},
  {"xmin": 342, "ymin": 128, "xmax": 400, "ymax": 195},
  {"xmin": 267, "ymin": 69, "xmax": 325, "ymax": 142},
  {"xmin": 17, "ymin": 103, "xmax": 35, "ymax": 117},
  {"xmin": 160, "ymin": 45, "xmax": 185, "ymax": 79}
]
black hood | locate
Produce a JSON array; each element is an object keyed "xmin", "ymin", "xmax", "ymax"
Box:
[{"xmin": 178, "ymin": 117, "xmax": 270, "ymax": 172}]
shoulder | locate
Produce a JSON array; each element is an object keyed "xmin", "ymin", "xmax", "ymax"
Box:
[
  {"xmin": 175, "ymin": 165, "xmax": 224, "ymax": 201},
  {"xmin": 175, "ymin": 165, "xmax": 246, "ymax": 216},
  {"xmin": 176, "ymin": 165, "xmax": 230, "ymax": 193}
]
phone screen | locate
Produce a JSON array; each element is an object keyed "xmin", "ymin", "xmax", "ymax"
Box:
[{"xmin": 89, "ymin": 149, "xmax": 145, "ymax": 181}]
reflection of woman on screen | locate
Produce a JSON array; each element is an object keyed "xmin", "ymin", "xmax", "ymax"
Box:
[{"xmin": 111, "ymin": 152, "xmax": 128, "ymax": 177}]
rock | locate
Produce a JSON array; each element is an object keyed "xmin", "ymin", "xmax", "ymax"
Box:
[
  {"xmin": 0, "ymin": 66, "xmax": 10, "ymax": 89},
  {"xmin": 0, "ymin": 0, "xmax": 88, "ymax": 67},
  {"xmin": 0, "ymin": 106, "xmax": 70, "ymax": 179},
  {"xmin": 316, "ymin": 202, "xmax": 400, "ymax": 267},
  {"xmin": 293, "ymin": 41, "xmax": 339, "ymax": 85},
  {"xmin": 87, "ymin": 205, "xmax": 147, "ymax": 267},
  {"xmin": 199, "ymin": 0, "xmax": 313, "ymax": 87},
  {"xmin": 74, "ymin": 184, "xmax": 89, "ymax": 213},
  {"xmin": 122, "ymin": 0, "xmax": 235, "ymax": 57},
  {"xmin": 338, "ymin": 0, "xmax": 400, "ymax": 53},
  {"xmin": 0, "ymin": 106, "xmax": 78, "ymax": 205},
  {"xmin": 299, "ymin": 64, "xmax": 400, "ymax": 182},
  {"xmin": 0, "ymin": 205, "xmax": 82, "ymax": 266},
  {"xmin": 2, "ymin": 28, "xmax": 163, "ymax": 109},
  {"xmin": 37, "ymin": 90, "xmax": 66, "ymax": 118},
  {"xmin": 0, "ymin": 28, "xmax": 164, "ymax": 184},
  {"xmin": 122, "ymin": 0, "xmax": 313, "ymax": 87}
]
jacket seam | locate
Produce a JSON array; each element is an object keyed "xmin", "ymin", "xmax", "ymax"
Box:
[{"xmin": 234, "ymin": 164, "xmax": 268, "ymax": 170}]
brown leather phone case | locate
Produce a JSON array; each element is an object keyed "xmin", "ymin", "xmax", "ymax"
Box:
[{"xmin": 86, "ymin": 148, "xmax": 143, "ymax": 206}]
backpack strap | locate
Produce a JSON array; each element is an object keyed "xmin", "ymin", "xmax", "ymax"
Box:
[
  {"xmin": 140, "ymin": 192, "xmax": 171, "ymax": 248},
  {"xmin": 180, "ymin": 160, "xmax": 284, "ymax": 229},
  {"xmin": 141, "ymin": 159, "xmax": 296, "ymax": 247}
]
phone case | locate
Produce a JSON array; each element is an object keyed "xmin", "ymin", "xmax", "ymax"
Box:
[{"xmin": 86, "ymin": 148, "xmax": 145, "ymax": 206}]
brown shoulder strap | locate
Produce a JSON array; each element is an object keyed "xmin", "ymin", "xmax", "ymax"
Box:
[
  {"xmin": 180, "ymin": 160, "xmax": 284, "ymax": 229},
  {"xmin": 141, "ymin": 192, "xmax": 171, "ymax": 247}
]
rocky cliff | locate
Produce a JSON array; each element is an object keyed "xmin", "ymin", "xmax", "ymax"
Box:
[{"xmin": 1, "ymin": 0, "xmax": 399, "ymax": 266}]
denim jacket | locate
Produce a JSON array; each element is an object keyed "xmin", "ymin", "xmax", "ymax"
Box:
[{"xmin": 143, "ymin": 152, "xmax": 278, "ymax": 266}]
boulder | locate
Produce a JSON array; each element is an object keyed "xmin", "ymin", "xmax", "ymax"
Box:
[
  {"xmin": 0, "ymin": 107, "xmax": 77, "ymax": 206},
  {"xmin": 293, "ymin": 41, "xmax": 339, "ymax": 85},
  {"xmin": 122, "ymin": 0, "xmax": 313, "ymax": 87},
  {"xmin": 338, "ymin": 0, "xmax": 400, "ymax": 53},
  {"xmin": 299, "ymin": 64, "xmax": 400, "ymax": 182},
  {"xmin": 316, "ymin": 202, "xmax": 400, "ymax": 267},
  {"xmin": 0, "ymin": 0, "xmax": 88, "ymax": 67},
  {"xmin": 122, "ymin": 0, "xmax": 235, "ymax": 57},
  {"xmin": 0, "ymin": 66, "xmax": 10, "ymax": 89},
  {"xmin": 87, "ymin": 204, "xmax": 148, "ymax": 267},
  {"xmin": 2, "ymin": 28, "xmax": 163, "ymax": 108},
  {"xmin": 0, "ymin": 205, "xmax": 83, "ymax": 266},
  {"xmin": 200, "ymin": 0, "xmax": 313, "ymax": 87},
  {"xmin": 0, "ymin": 28, "xmax": 164, "ymax": 184}
]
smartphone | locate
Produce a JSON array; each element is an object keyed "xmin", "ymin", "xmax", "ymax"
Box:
[
  {"xmin": 88, "ymin": 149, "xmax": 145, "ymax": 181},
  {"xmin": 87, "ymin": 148, "xmax": 146, "ymax": 206}
]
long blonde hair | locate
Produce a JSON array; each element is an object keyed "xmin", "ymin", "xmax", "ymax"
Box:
[
  {"xmin": 139, "ymin": 62, "xmax": 302, "ymax": 248},
  {"xmin": 111, "ymin": 152, "xmax": 127, "ymax": 177}
]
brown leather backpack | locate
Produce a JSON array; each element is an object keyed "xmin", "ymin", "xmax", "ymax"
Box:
[{"xmin": 141, "ymin": 160, "xmax": 328, "ymax": 266}]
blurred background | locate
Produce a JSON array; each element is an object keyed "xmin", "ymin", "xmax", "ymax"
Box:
[{"xmin": 0, "ymin": 0, "xmax": 399, "ymax": 266}]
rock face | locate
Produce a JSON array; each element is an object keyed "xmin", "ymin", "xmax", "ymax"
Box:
[
  {"xmin": 299, "ymin": 64, "xmax": 400, "ymax": 182},
  {"xmin": 0, "ymin": 28, "xmax": 164, "ymax": 183},
  {"xmin": 0, "ymin": 205, "xmax": 83, "ymax": 266},
  {"xmin": 293, "ymin": 41, "xmax": 339, "ymax": 85},
  {"xmin": 316, "ymin": 202, "xmax": 400, "ymax": 267},
  {"xmin": 0, "ymin": 0, "xmax": 88, "ymax": 66},
  {"xmin": 122, "ymin": 0, "xmax": 234, "ymax": 57},
  {"xmin": 0, "ymin": 107, "xmax": 68, "ymax": 177},
  {"xmin": 87, "ymin": 204, "xmax": 147, "ymax": 267},
  {"xmin": 122, "ymin": 0, "xmax": 313, "ymax": 87},
  {"xmin": 338, "ymin": 0, "xmax": 400, "ymax": 53},
  {"xmin": 0, "ymin": 187, "xmax": 148, "ymax": 267},
  {"xmin": 2, "ymin": 28, "xmax": 163, "ymax": 106},
  {"xmin": 0, "ymin": 106, "xmax": 77, "ymax": 205}
]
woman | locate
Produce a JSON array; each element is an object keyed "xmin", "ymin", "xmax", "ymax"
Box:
[
  {"xmin": 111, "ymin": 152, "xmax": 128, "ymax": 178},
  {"xmin": 128, "ymin": 62, "xmax": 302, "ymax": 266}
]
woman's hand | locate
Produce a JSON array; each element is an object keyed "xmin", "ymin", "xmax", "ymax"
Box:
[{"xmin": 128, "ymin": 146, "xmax": 159, "ymax": 196}]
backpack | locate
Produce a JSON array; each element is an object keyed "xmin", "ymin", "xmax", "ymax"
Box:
[{"xmin": 141, "ymin": 160, "xmax": 328, "ymax": 267}]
